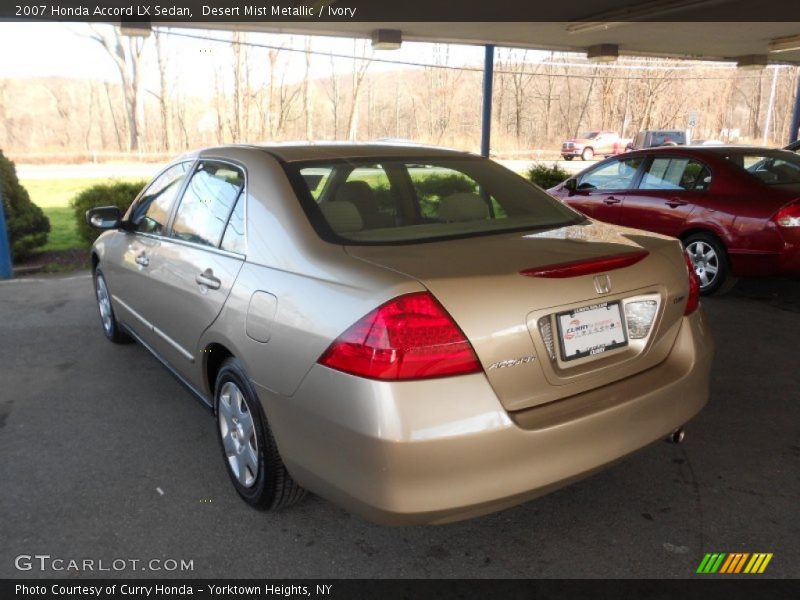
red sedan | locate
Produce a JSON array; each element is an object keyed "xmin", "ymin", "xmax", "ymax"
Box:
[{"xmin": 549, "ymin": 146, "xmax": 800, "ymax": 294}]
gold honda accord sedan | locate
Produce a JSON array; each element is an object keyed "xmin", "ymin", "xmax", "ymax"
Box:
[{"xmin": 87, "ymin": 144, "xmax": 713, "ymax": 525}]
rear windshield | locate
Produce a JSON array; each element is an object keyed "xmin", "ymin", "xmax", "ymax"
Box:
[
  {"xmin": 724, "ymin": 151, "xmax": 800, "ymax": 185},
  {"xmin": 285, "ymin": 157, "xmax": 583, "ymax": 245},
  {"xmin": 649, "ymin": 131, "xmax": 686, "ymax": 146}
]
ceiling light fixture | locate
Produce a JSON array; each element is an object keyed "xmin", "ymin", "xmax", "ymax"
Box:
[
  {"xmin": 371, "ymin": 29, "xmax": 402, "ymax": 50},
  {"xmin": 768, "ymin": 34, "xmax": 800, "ymax": 53},
  {"xmin": 587, "ymin": 44, "xmax": 619, "ymax": 62},
  {"xmin": 566, "ymin": 0, "xmax": 729, "ymax": 34},
  {"xmin": 118, "ymin": 20, "xmax": 151, "ymax": 38}
]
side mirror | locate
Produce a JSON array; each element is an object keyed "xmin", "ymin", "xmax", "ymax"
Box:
[
  {"xmin": 564, "ymin": 178, "xmax": 578, "ymax": 196},
  {"xmin": 86, "ymin": 206, "xmax": 123, "ymax": 230}
]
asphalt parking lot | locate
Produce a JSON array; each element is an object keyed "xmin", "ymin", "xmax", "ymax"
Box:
[{"xmin": 1, "ymin": 272, "xmax": 798, "ymax": 579}]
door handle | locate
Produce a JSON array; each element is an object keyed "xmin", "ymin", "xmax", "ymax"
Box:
[
  {"xmin": 666, "ymin": 198, "xmax": 688, "ymax": 208},
  {"xmin": 196, "ymin": 269, "xmax": 221, "ymax": 290},
  {"xmin": 603, "ymin": 196, "xmax": 621, "ymax": 205},
  {"xmin": 135, "ymin": 253, "xmax": 149, "ymax": 267}
]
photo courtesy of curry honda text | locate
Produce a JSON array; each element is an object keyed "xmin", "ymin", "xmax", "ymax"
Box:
[{"xmin": 86, "ymin": 143, "xmax": 714, "ymax": 525}]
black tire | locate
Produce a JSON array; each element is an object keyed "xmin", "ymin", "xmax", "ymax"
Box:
[
  {"xmin": 563, "ymin": 155, "xmax": 574, "ymax": 161},
  {"xmin": 581, "ymin": 147, "xmax": 594, "ymax": 161},
  {"xmin": 93, "ymin": 267, "xmax": 132, "ymax": 344},
  {"xmin": 682, "ymin": 232, "xmax": 737, "ymax": 296},
  {"xmin": 214, "ymin": 357, "xmax": 306, "ymax": 510}
]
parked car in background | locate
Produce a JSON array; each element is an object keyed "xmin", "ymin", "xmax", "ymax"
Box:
[
  {"xmin": 85, "ymin": 143, "xmax": 712, "ymax": 525},
  {"xmin": 627, "ymin": 130, "xmax": 688, "ymax": 151},
  {"xmin": 561, "ymin": 131, "xmax": 628, "ymax": 161},
  {"xmin": 549, "ymin": 146, "xmax": 800, "ymax": 294}
]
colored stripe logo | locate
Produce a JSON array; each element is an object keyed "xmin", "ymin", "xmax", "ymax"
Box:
[{"xmin": 696, "ymin": 553, "xmax": 773, "ymax": 574}]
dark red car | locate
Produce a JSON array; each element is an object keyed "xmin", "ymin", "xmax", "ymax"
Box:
[{"xmin": 548, "ymin": 146, "xmax": 800, "ymax": 294}]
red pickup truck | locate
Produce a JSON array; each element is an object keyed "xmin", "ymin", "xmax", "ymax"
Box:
[{"xmin": 561, "ymin": 131, "xmax": 629, "ymax": 161}]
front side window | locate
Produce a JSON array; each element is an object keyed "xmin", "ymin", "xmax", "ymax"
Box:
[
  {"xmin": 171, "ymin": 161, "xmax": 244, "ymax": 248},
  {"xmin": 640, "ymin": 157, "xmax": 712, "ymax": 191},
  {"xmin": 290, "ymin": 157, "xmax": 582, "ymax": 244},
  {"xmin": 130, "ymin": 162, "xmax": 191, "ymax": 235},
  {"xmin": 577, "ymin": 157, "xmax": 644, "ymax": 191}
]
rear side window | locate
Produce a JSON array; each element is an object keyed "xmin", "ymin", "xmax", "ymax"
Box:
[
  {"xmin": 725, "ymin": 152, "xmax": 800, "ymax": 185},
  {"xmin": 171, "ymin": 161, "xmax": 244, "ymax": 248},
  {"xmin": 577, "ymin": 157, "xmax": 644, "ymax": 191},
  {"xmin": 640, "ymin": 158, "xmax": 711, "ymax": 191},
  {"xmin": 130, "ymin": 162, "xmax": 190, "ymax": 235}
]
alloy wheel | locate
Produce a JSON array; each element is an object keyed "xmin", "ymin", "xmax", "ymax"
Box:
[
  {"xmin": 95, "ymin": 274, "xmax": 113, "ymax": 335},
  {"xmin": 686, "ymin": 240, "xmax": 719, "ymax": 290},
  {"xmin": 218, "ymin": 381, "xmax": 259, "ymax": 488}
]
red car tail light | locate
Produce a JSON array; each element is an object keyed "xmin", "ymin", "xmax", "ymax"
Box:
[
  {"xmin": 683, "ymin": 251, "xmax": 700, "ymax": 315},
  {"xmin": 318, "ymin": 292, "xmax": 481, "ymax": 381},
  {"xmin": 773, "ymin": 201, "xmax": 800, "ymax": 227},
  {"xmin": 520, "ymin": 250, "xmax": 649, "ymax": 278}
]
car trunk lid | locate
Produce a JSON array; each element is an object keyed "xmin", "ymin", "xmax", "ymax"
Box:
[{"xmin": 346, "ymin": 221, "xmax": 692, "ymax": 412}]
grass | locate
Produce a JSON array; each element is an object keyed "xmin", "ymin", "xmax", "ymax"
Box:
[{"xmin": 21, "ymin": 177, "xmax": 140, "ymax": 253}]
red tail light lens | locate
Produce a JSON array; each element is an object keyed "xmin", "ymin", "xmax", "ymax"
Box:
[
  {"xmin": 683, "ymin": 251, "xmax": 700, "ymax": 315},
  {"xmin": 318, "ymin": 292, "xmax": 481, "ymax": 381},
  {"xmin": 521, "ymin": 250, "xmax": 649, "ymax": 278},
  {"xmin": 773, "ymin": 201, "xmax": 800, "ymax": 227}
]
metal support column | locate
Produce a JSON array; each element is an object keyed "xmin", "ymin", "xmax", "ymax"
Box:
[
  {"xmin": 480, "ymin": 44, "xmax": 495, "ymax": 158},
  {"xmin": 789, "ymin": 70, "xmax": 800, "ymax": 144},
  {"xmin": 0, "ymin": 188, "xmax": 12, "ymax": 279}
]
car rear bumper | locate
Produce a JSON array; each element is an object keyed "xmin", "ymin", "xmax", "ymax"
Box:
[
  {"xmin": 730, "ymin": 245, "xmax": 800, "ymax": 276},
  {"xmin": 257, "ymin": 309, "xmax": 714, "ymax": 525}
]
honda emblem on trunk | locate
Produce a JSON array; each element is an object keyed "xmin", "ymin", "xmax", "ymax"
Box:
[{"xmin": 594, "ymin": 274, "xmax": 612, "ymax": 294}]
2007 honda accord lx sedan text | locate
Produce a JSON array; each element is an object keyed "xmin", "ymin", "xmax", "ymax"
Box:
[{"xmin": 86, "ymin": 143, "xmax": 714, "ymax": 525}]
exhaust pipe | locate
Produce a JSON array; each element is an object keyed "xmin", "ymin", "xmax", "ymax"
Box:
[{"xmin": 667, "ymin": 427, "xmax": 686, "ymax": 444}]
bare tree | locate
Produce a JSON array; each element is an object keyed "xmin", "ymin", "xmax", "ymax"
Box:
[
  {"xmin": 324, "ymin": 52, "xmax": 342, "ymax": 138},
  {"xmin": 153, "ymin": 31, "xmax": 172, "ymax": 152},
  {"xmin": 86, "ymin": 25, "xmax": 147, "ymax": 151},
  {"xmin": 347, "ymin": 40, "xmax": 372, "ymax": 141},
  {"xmin": 303, "ymin": 37, "xmax": 314, "ymax": 140}
]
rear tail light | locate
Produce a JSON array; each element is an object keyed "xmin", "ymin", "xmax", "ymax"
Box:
[
  {"xmin": 773, "ymin": 201, "xmax": 800, "ymax": 227},
  {"xmin": 683, "ymin": 251, "xmax": 700, "ymax": 315},
  {"xmin": 318, "ymin": 292, "xmax": 481, "ymax": 381},
  {"xmin": 521, "ymin": 250, "xmax": 649, "ymax": 278}
]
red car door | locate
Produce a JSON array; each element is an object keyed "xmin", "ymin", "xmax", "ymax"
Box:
[
  {"xmin": 565, "ymin": 156, "xmax": 644, "ymax": 223},
  {"xmin": 623, "ymin": 155, "xmax": 709, "ymax": 236}
]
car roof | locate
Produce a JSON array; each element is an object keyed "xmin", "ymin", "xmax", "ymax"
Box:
[{"xmin": 197, "ymin": 142, "xmax": 476, "ymax": 163}]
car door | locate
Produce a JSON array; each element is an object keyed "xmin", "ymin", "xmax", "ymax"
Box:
[
  {"xmin": 567, "ymin": 156, "xmax": 644, "ymax": 223},
  {"xmin": 105, "ymin": 161, "xmax": 192, "ymax": 346},
  {"xmin": 140, "ymin": 159, "xmax": 246, "ymax": 380},
  {"xmin": 622, "ymin": 155, "xmax": 708, "ymax": 236}
]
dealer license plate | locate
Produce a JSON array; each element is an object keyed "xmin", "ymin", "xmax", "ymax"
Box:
[{"xmin": 556, "ymin": 301, "xmax": 627, "ymax": 361}]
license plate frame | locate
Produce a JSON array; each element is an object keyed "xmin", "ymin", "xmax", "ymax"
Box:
[{"xmin": 556, "ymin": 301, "xmax": 628, "ymax": 362}]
